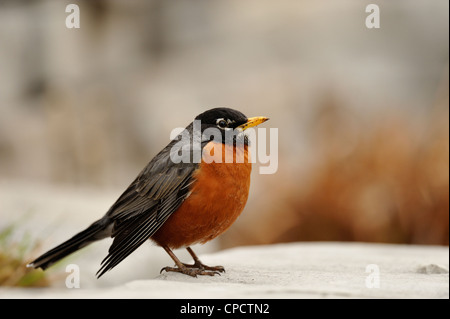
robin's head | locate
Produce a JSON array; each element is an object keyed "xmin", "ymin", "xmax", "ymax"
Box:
[{"xmin": 195, "ymin": 107, "xmax": 269, "ymax": 145}]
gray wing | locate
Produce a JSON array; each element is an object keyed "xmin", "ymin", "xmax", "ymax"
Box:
[{"xmin": 96, "ymin": 137, "xmax": 198, "ymax": 278}]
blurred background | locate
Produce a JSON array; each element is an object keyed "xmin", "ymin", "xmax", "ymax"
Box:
[{"xmin": 0, "ymin": 0, "xmax": 448, "ymax": 286}]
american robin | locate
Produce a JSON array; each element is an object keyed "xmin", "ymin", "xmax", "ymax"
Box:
[{"xmin": 28, "ymin": 108, "xmax": 269, "ymax": 277}]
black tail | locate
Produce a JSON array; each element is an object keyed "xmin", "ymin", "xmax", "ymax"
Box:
[{"xmin": 27, "ymin": 219, "xmax": 111, "ymax": 270}]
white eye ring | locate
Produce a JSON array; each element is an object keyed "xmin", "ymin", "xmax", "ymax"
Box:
[{"xmin": 216, "ymin": 118, "xmax": 228, "ymax": 128}]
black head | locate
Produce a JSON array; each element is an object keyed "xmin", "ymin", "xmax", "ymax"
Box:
[
  {"xmin": 171, "ymin": 107, "xmax": 268, "ymax": 151},
  {"xmin": 194, "ymin": 107, "xmax": 268, "ymax": 144},
  {"xmin": 194, "ymin": 108, "xmax": 249, "ymax": 145},
  {"xmin": 195, "ymin": 107, "xmax": 248, "ymax": 130},
  {"xmin": 190, "ymin": 107, "xmax": 268, "ymax": 145}
]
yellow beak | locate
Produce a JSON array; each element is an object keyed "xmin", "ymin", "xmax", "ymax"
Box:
[{"xmin": 237, "ymin": 116, "xmax": 269, "ymax": 131}]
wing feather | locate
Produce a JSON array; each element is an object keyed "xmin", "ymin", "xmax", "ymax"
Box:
[{"xmin": 96, "ymin": 136, "xmax": 198, "ymax": 277}]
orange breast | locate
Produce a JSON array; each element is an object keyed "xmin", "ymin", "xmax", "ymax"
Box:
[{"xmin": 151, "ymin": 141, "xmax": 252, "ymax": 249}]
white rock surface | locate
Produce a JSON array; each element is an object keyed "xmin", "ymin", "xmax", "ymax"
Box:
[{"xmin": 1, "ymin": 242, "xmax": 448, "ymax": 299}]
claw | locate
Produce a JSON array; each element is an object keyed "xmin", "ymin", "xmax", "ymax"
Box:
[
  {"xmin": 160, "ymin": 246, "xmax": 226, "ymax": 277},
  {"xmin": 160, "ymin": 266, "xmax": 221, "ymax": 277},
  {"xmin": 182, "ymin": 261, "xmax": 225, "ymax": 273}
]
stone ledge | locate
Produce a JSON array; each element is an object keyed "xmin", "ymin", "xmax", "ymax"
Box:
[{"xmin": 1, "ymin": 242, "xmax": 448, "ymax": 299}]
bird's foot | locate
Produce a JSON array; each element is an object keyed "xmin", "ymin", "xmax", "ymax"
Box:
[
  {"xmin": 182, "ymin": 261, "xmax": 225, "ymax": 273},
  {"xmin": 160, "ymin": 265, "xmax": 222, "ymax": 277},
  {"xmin": 160, "ymin": 246, "xmax": 225, "ymax": 277}
]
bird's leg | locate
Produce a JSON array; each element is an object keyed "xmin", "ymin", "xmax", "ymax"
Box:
[
  {"xmin": 182, "ymin": 247, "xmax": 225, "ymax": 273},
  {"xmin": 160, "ymin": 246, "xmax": 221, "ymax": 277}
]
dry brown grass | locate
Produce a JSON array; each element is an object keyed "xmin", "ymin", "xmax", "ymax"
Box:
[
  {"xmin": 220, "ymin": 96, "xmax": 449, "ymax": 248},
  {"xmin": 0, "ymin": 225, "xmax": 51, "ymax": 287}
]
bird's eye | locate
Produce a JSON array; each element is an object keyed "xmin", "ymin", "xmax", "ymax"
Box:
[{"xmin": 217, "ymin": 119, "xmax": 228, "ymax": 128}]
